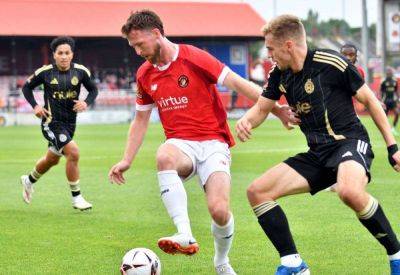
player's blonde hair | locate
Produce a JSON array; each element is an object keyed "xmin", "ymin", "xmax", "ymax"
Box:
[{"xmin": 262, "ymin": 14, "xmax": 305, "ymax": 42}]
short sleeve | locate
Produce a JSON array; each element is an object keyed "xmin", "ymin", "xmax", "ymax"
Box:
[
  {"xmin": 343, "ymin": 62, "xmax": 365, "ymax": 96},
  {"xmin": 135, "ymin": 80, "xmax": 154, "ymax": 111},
  {"xmin": 261, "ymin": 64, "xmax": 282, "ymax": 101},
  {"xmin": 188, "ymin": 46, "xmax": 228, "ymax": 85}
]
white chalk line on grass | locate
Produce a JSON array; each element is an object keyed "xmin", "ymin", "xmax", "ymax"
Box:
[{"xmin": 1, "ymin": 144, "xmax": 387, "ymax": 164}]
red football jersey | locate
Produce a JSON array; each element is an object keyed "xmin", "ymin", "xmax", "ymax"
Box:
[
  {"xmin": 135, "ymin": 44, "xmax": 235, "ymax": 147},
  {"xmin": 357, "ymin": 65, "xmax": 365, "ymax": 79}
]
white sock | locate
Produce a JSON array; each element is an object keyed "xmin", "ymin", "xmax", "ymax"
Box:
[
  {"xmin": 281, "ymin": 254, "xmax": 302, "ymax": 267},
  {"xmin": 211, "ymin": 214, "xmax": 234, "ymax": 266},
  {"xmin": 389, "ymin": 250, "xmax": 400, "ymax": 261},
  {"xmin": 158, "ymin": 170, "xmax": 192, "ymax": 236}
]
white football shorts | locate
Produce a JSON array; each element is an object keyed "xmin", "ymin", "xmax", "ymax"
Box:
[{"xmin": 164, "ymin": 138, "xmax": 231, "ymax": 186}]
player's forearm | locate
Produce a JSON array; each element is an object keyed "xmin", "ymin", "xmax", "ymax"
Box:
[
  {"xmin": 270, "ymin": 102, "xmax": 283, "ymax": 117},
  {"xmin": 22, "ymin": 84, "xmax": 38, "ymax": 109},
  {"xmin": 84, "ymin": 83, "xmax": 99, "ymax": 106},
  {"xmin": 224, "ymin": 71, "xmax": 261, "ymax": 102},
  {"xmin": 245, "ymin": 103, "xmax": 270, "ymax": 129},
  {"xmin": 123, "ymin": 119, "xmax": 149, "ymax": 164},
  {"xmin": 366, "ymin": 97, "xmax": 396, "ymax": 146},
  {"xmin": 236, "ymin": 79, "xmax": 261, "ymax": 102}
]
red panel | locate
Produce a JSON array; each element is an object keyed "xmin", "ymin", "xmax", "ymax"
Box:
[{"xmin": 0, "ymin": 0, "xmax": 266, "ymax": 37}]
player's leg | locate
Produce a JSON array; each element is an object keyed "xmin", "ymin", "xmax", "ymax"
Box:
[
  {"xmin": 336, "ymin": 160, "xmax": 400, "ymax": 274},
  {"xmin": 393, "ymin": 107, "xmax": 399, "ymax": 136},
  {"xmin": 63, "ymin": 141, "xmax": 91, "ymax": 210},
  {"xmin": 247, "ymin": 162, "xmax": 310, "ymax": 274},
  {"xmin": 204, "ymin": 171, "xmax": 236, "ymax": 275},
  {"xmin": 195, "ymin": 140, "xmax": 235, "ymax": 273},
  {"xmin": 156, "ymin": 140, "xmax": 198, "ymax": 255},
  {"xmin": 21, "ymin": 149, "xmax": 61, "ymax": 203}
]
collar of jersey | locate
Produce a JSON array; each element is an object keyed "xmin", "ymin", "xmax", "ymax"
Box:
[{"xmin": 153, "ymin": 44, "xmax": 179, "ymax": 71}]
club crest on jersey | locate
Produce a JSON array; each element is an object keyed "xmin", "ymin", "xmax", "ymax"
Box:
[
  {"xmin": 178, "ymin": 75, "xmax": 189, "ymax": 88},
  {"xmin": 151, "ymin": 84, "xmax": 158, "ymax": 91},
  {"xmin": 304, "ymin": 78, "xmax": 314, "ymax": 94},
  {"xmin": 71, "ymin": 76, "xmax": 79, "ymax": 86}
]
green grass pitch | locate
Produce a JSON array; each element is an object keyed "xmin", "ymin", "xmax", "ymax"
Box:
[{"xmin": 0, "ymin": 118, "xmax": 399, "ymax": 274}]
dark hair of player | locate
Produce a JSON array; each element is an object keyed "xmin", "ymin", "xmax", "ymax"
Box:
[
  {"xmin": 121, "ymin": 9, "xmax": 164, "ymax": 37},
  {"xmin": 340, "ymin": 43, "xmax": 358, "ymax": 54},
  {"xmin": 50, "ymin": 36, "xmax": 75, "ymax": 53}
]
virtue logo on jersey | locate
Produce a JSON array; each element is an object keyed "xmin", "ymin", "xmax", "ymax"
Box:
[
  {"xmin": 53, "ymin": 90, "xmax": 78, "ymax": 100},
  {"xmin": 178, "ymin": 75, "xmax": 189, "ymax": 88},
  {"xmin": 157, "ymin": 96, "xmax": 189, "ymax": 111},
  {"xmin": 295, "ymin": 101, "xmax": 312, "ymax": 114}
]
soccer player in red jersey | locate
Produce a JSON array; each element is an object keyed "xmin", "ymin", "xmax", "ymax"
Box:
[{"xmin": 108, "ymin": 10, "xmax": 298, "ymax": 275}]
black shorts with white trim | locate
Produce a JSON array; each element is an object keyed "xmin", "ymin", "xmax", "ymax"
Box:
[
  {"xmin": 41, "ymin": 121, "xmax": 76, "ymax": 154},
  {"xmin": 284, "ymin": 139, "xmax": 374, "ymax": 195}
]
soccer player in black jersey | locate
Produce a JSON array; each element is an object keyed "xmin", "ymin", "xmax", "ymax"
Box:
[
  {"xmin": 236, "ymin": 15, "xmax": 400, "ymax": 274},
  {"xmin": 381, "ymin": 68, "xmax": 399, "ymax": 135},
  {"xmin": 21, "ymin": 36, "xmax": 98, "ymax": 210}
]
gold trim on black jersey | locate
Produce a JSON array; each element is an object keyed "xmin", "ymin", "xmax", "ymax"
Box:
[
  {"xmin": 34, "ymin": 64, "xmax": 53, "ymax": 76},
  {"xmin": 74, "ymin": 63, "xmax": 91, "ymax": 77},
  {"xmin": 278, "ymin": 84, "xmax": 287, "ymax": 93},
  {"xmin": 313, "ymin": 51, "xmax": 348, "ymax": 72},
  {"xmin": 325, "ymin": 110, "xmax": 345, "ymax": 140},
  {"xmin": 44, "ymin": 99, "xmax": 53, "ymax": 124}
]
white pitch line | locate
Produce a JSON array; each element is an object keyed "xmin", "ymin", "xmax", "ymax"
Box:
[{"xmin": 0, "ymin": 144, "xmax": 386, "ymax": 163}]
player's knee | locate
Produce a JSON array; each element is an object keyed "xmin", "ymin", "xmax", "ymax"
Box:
[
  {"xmin": 156, "ymin": 152, "xmax": 176, "ymax": 170},
  {"xmin": 66, "ymin": 148, "xmax": 80, "ymax": 162},
  {"xmin": 209, "ymin": 201, "xmax": 229, "ymax": 225},
  {"xmin": 247, "ymin": 179, "xmax": 272, "ymax": 203},
  {"xmin": 337, "ymin": 185, "xmax": 359, "ymax": 205}
]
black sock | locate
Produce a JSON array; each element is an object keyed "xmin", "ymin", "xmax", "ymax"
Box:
[
  {"xmin": 28, "ymin": 169, "xmax": 42, "ymax": 183},
  {"xmin": 28, "ymin": 174, "xmax": 37, "ymax": 183},
  {"xmin": 71, "ymin": 190, "xmax": 81, "ymax": 197},
  {"xmin": 358, "ymin": 200, "xmax": 400, "ymax": 255},
  {"xmin": 254, "ymin": 201, "xmax": 298, "ymax": 257}
]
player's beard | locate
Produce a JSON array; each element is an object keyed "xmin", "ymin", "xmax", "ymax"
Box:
[{"xmin": 149, "ymin": 42, "xmax": 161, "ymax": 64}]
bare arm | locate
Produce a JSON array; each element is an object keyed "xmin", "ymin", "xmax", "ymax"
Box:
[
  {"xmin": 109, "ymin": 109, "xmax": 152, "ymax": 184},
  {"xmin": 223, "ymin": 71, "xmax": 299, "ymax": 128},
  {"xmin": 355, "ymin": 84, "xmax": 395, "ymax": 146},
  {"xmin": 355, "ymin": 84, "xmax": 400, "ymax": 171},
  {"xmin": 235, "ymin": 96, "xmax": 276, "ymax": 142}
]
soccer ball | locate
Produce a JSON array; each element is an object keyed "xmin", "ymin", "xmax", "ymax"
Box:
[{"xmin": 120, "ymin": 248, "xmax": 161, "ymax": 275}]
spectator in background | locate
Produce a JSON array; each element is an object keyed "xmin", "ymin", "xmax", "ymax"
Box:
[{"xmin": 250, "ymin": 59, "xmax": 265, "ymax": 87}]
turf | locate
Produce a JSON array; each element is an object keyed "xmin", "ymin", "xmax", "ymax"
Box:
[{"xmin": 0, "ymin": 117, "xmax": 399, "ymax": 274}]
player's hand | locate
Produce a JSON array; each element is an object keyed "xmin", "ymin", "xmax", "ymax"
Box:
[
  {"xmin": 278, "ymin": 105, "xmax": 301, "ymax": 130},
  {"xmin": 235, "ymin": 118, "xmax": 252, "ymax": 142},
  {"xmin": 33, "ymin": 105, "xmax": 50, "ymax": 119},
  {"xmin": 73, "ymin": 100, "xmax": 88, "ymax": 112},
  {"xmin": 108, "ymin": 160, "xmax": 131, "ymax": 185},
  {"xmin": 387, "ymin": 144, "xmax": 400, "ymax": 172}
]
